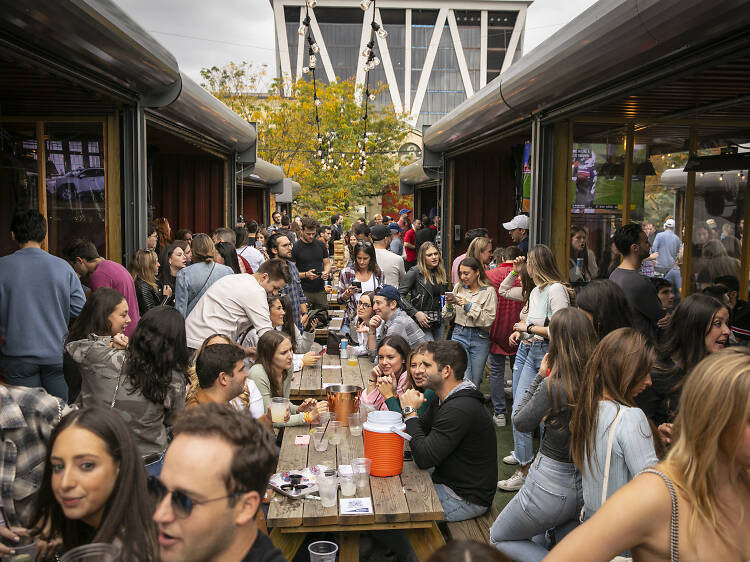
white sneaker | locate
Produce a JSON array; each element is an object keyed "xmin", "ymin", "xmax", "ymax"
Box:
[
  {"xmin": 493, "ymin": 414, "xmax": 506, "ymax": 427},
  {"xmin": 497, "ymin": 470, "xmax": 525, "ymax": 491},
  {"xmin": 502, "ymin": 454, "xmax": 519, "ymax": 465}
]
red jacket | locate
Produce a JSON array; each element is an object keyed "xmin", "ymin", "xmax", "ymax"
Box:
[{"xmin": 487, "ymin": 262, "xmax": 524, "ymax": 355}]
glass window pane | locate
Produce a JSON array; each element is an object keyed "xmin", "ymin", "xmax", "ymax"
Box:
[
  {"xmin": 0, "ymin": 122, "xmax": 41, "ymax": 257},
  {"xmin": 45, "ymin": 123, "xmax": 106, "ymax": 258},
  {"xmin": 570, "ymin": 124, "xmax": 628, "ymax": 288}
]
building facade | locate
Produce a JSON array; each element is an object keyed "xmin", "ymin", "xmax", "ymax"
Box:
[{"xmin": 271, "ymin": 0, "xmax": 532, "ymax": 129}]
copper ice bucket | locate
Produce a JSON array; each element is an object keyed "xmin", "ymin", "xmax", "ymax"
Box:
[{"xmin": 326, "ymin": 385, "xmax": 362, "ymax": 425}]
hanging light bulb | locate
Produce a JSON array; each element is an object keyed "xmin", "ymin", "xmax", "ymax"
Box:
[
  {"xmin": 307, "ymin": 0, "xmax": 317, "ymax": 8},
  {"xmin": 360, "ymin": 0, "xmax": 371, "ymax": 10},
  {"xmin": 311, "ymin": 43, "xmax": 320, "ymax": 54},
  {"xmin": 699, "ymin": 172, "xmax": 704, "ymax": 177},
  {"xmin": 317, "ymin": 134, "xmax": 323, "ymax": 143},
  {"xmin": 314, "ymin": 97, "xmax": 322, "ymax": 107},
  {"xmin": 317, "ymin": 150, "xmax": 323, "ymax": 157},
  {"xmin": 309, "ymin": 55, "xmax": 317, "ymax": 69},
  {"xmin": 302, "ymin": 66, "xmax": 310, "ymax": 74},
  {"xmin": 369, "ymin": 93, "xmax": 376, "ymax": 101},
  {"xmin": 361, "ymin": 47, "xmax": 372, "ymax": 57},
  {"xmin": 298, "ymin": 15, "xmax": 311, "ymax": 35},
  {"xmin": 372, "ymin": 56, "xmax": 380, "ymax": 67},
  {"xmin": 719, "ymin": 173, "xmax": 724, "ymax": 181},
  {"xmin": 377, "ymin": 26, "xmax": 388, "ymax": 39}
]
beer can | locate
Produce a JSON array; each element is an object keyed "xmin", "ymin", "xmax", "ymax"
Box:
[{"xmin": 439, "ymin": 295, "xmax": 446, "ymax": 308}]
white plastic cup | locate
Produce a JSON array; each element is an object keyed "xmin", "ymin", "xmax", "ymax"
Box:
[
  {"xmin": 1, "ymin": 542, "xmax": 37, "ymax": 562},
  {"xmin": 311, "ymin": 427, "xmax": 329, "ymax": 452},
  {"xmin": 270, "ymin": 397, "xmax": 289, "ymax": 423},
  {"xmin": 59, "ymin": 543, "xmax": 120, "ymax": 562},
  {"xmin": 316, "ymin": 474, "xmax": 338, "ymax": 508},
  {"xmin": 348, "ymin": 413, "xmax": 362, "ymax": 436},
  {"xmin": 308, "ymin": 541, "xmax": 338, "ymax": 562},
  {"xmin": 351, "ymin": 457, "xmax": 372, "ymax": 490},
  {"xmin": 339, "ymin": 473, "xmax": 356, "ymax": 496}
]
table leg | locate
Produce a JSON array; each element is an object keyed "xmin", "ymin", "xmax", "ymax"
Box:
[
  {"xmin": 269, "ymin": 528, "xmax": 306, "ymax": 560},
  {"xmin": 338, "ymin": 531, "xmax": 359, "ymax": 560},
  {"xmin": 405, "ymin": 522, "xmax": 446, "ymax": 561}
]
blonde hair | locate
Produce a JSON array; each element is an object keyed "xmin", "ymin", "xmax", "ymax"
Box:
[
  {"xmin": 186, "ymin": 334, "xmax": 251, "ymax": 407},
  {"xmin": 527, "ymin": 244, "xmax": 575, "ymax": 303},
  {"xmin": 658, "ymin": 347, "xmax": 750, "ymax": 547},
  {"xmin": 129, "ymin": 249, "xmax": 159, "ymax": 290},
  {"xmin": 417, "ymin": 242, "xmax": 447, "ymax": 285},
  {"xmin": 466, "ymin": 236, "xmax": 492, "ymax": 265}
]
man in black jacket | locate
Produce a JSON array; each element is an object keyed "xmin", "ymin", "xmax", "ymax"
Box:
[{"xmin": 400, "ymin": 341, "xmax": 497, "ymax": 521}]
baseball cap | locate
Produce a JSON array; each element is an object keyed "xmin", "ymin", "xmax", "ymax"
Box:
[
  {"xmin": 503, "ymin": 214, "xmax": 529, "ymax": 231},
  {"xmin": 399, "ymin": 208, "xmax": 412, "ymax": 215},
  {"xmin": 376, "ymin": 285, "xmax": 401, "ymax": 306},
  {"xmin": 664, "ymin": 219, "xmax": 675, "ymax": 229},
  {"xmin": 370, "ymin": 224, "xmax": 389, "ymax": 241},
  {"xmin": 388, "ymin": 222, "xmax": 400, "ymax": 232}
]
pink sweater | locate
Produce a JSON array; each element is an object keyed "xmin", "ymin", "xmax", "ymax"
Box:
[{"xmin": 360, "ymin": 371, "xmax": 408, "ymax": 411}]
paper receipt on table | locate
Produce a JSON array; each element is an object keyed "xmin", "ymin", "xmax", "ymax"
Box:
[
  {"xmin": 340, "ymin": 497, "xmax": 373, "ymax": 515},
  {"xmin": 294, "ymin": 435, "xmax": 311, "ymax": 446}
]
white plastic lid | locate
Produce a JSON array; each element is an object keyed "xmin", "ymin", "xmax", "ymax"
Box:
[{"xmin": 363, "ymin": 410, "xmax": 406, "ymax": 434}]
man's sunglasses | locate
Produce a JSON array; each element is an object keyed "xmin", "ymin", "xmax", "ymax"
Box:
[{"xmin": 148, "ymin": 476, "xmax": 245, "ymax": 518}]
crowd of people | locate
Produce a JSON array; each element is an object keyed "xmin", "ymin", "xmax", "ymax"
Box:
[{"xmin": 0, "ymin": 206, "xmax": 748, "ymax": 561}]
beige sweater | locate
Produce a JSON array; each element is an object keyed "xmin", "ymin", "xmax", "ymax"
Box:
[{"xmin": 443, "ymin": 282, "xmax": 498, "ymax": 329}]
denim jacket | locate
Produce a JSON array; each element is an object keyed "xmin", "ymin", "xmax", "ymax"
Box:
[{"xmin": 175, "ymin": 261, "xmax": 234, "ymax": 317}]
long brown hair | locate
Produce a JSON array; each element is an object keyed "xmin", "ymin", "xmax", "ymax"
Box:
[
  {"xmin": 527, "ymin": 244, "xmax": 575, "ymax": 303},
  {"xmin": 154, "ymin": 217, "xmax": 171, "ymax": 248},
  {"xmin": 545, "ymin": 307, "xmax": 598, "ymax": 409},
  {"xmin": 417, "ymin": 242, "xmax": 447, "ymax": 285},
  {"xmin": 569, "ymin": 328, "xmax": 655, "ymax": 473},
  {"xmin": 404, "ymin": 343, "xmax": 429, "ymax": 391},
  {"xmin": 257, "ymin": 330, "xmax": 291, "ymax": 397}
]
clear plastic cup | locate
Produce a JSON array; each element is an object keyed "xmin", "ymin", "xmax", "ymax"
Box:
[
  {"xmin": 347, "ymin": 413, "xmax": 362, "ymax": 436},
  {"xmin": 308, "ymin": 541, "xmax": 338, "ymax": 562},
  {"xmin": 59, "ymin": 543, "xmax": 120, "ymax": 561},
  {"xmin": 316, "ymin": 473, "xmax": 338, "ymax": 508},
  {"xmin": 1, "ymin": 542, "xmax": 37, "ymax": 562},
  {"xmin": 311, "ymin": 427, "xmax": 329, "ymax": 452},
  {"xmin": 270, "ymin": 397, "xmax": 289, "ymax": 423},
  {"xmin": 351, "ymin": 457, "xmax": 372, "ymax": 490},
  {"xmin": 327, "ymin": 421, "xmax": 343, "ymax": 445},
  {"xmin": 339, "ymin": 473, "xmax": 356, "ymax": 496}
]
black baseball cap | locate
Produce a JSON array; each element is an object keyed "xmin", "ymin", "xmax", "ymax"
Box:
[{"xmin": 370, "ymin": 224, "xmax": 389, "ymax": 241}]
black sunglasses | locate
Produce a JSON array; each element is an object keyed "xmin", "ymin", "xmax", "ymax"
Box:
[{"xmin": 148, "ymin": 476, "xmax": 245, "ymax": 518}]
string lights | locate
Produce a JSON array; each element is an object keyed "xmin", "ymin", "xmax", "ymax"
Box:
[{"xmin": 300, "ymin": 1, "xmax": 389, "ymax": 175}]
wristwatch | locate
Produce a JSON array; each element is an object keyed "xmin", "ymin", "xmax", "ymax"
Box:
[
  {"xmin": 526, "ymin": 323, "xmax": 535, "ymax": 334},
  {"xmin": 403, "ymin": 406, "xmax": 416, "ymax": 416}
]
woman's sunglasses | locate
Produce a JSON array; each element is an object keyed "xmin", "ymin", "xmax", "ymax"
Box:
[{"xmin": 148, "ymin": 476, "xmax": 244, "ymax": 518}]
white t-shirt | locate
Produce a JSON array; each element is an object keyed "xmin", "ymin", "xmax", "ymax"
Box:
[
  {"xmin": 185, "ymin": 274, "xmax": 272, "ymax": 349},
  {"xmin": 231, "ymin": 379, "xmax": 265, "ymax": 418},
  {"xmin": 375, "ymin": 247, "xmax": 406, "ymax": 287}
]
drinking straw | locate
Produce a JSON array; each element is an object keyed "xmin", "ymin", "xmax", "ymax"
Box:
[{"xmin": 322, "ymin": 417, "xmax": 332, "ymax": 440}]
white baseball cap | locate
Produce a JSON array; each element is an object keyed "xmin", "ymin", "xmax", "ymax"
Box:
[
  {"xmin": 664, "ymin": 219, "xmax": 675, "ymax": 229},
  {"xmin": 503, "ymin": 215, "xmax": 529, "ymax": 231}
]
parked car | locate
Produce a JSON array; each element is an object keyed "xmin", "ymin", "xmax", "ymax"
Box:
[{"xmin": 47, "ymin": 167, "xmax": 105, "ymax": 201}]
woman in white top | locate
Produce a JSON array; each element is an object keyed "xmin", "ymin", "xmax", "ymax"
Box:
[
  {"xmin": 337, "ymin": 241, "xmax": 384, "ymax": 336},
  {"xmin": 569, "ymin": 328, "xmax": 659, "ymax": 520},
  {"xmin": 498, "ymin": 244, "xmax": 574, "ymax": 492},
  {"xmin": 548, "ymin": 346, "xmax": 750, "ymax": 562},
  {"xmin": 186, "ymin": 334, "xmax": 265, "ymax": 418}
]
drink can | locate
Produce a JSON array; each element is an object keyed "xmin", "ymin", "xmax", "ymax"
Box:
[{"xmin": 439, "ymin": 295, "xmax": 446, "ymax": 308}]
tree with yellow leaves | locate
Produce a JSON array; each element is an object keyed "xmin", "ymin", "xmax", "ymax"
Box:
[{"xmin": 201, "ymin": 62, "xmax": 414, "ymax": 218}]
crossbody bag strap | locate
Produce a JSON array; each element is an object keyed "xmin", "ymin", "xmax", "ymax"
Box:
[
  {"xmin": 601, "ymin": 407, "xmax": 627, "ymax": 506},
  {"xmin": 192, "ymin": 263, "xmax": 216, "ymax": 304},
  {"xmin": 110, "ymin": 374, "xmax": 122, "ymax": 408},
  {"xmin": 641, "ymin": 469, "xmax": 679, "ymax": 562}
]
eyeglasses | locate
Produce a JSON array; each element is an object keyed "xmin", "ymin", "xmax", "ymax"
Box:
[
  {"xmin": 357, "ymin": 301, "xmax": 372, "ymax": 308},
  {"xmin": 148, "ymin": 476, "xmax": 245, "ymax": 518},
  {"xmin": 355, "ymin": 241, "xmax": 372, "ymax": 247}
]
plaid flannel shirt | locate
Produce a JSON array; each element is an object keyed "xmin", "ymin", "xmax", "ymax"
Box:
[
  {"xmin": 0, "ymin": 385, "xmax": 61, "ymax": 526},
  {"xmin": 281, "ymin": 260, "xmax": 308, "ymax": 330},
  {"xmin": 367, "ymin": 308, "xmax": 427, "ymax": 362},
  {"xmin": 336, "ymin": 265, "xmax": 384, "ymax": 330}
]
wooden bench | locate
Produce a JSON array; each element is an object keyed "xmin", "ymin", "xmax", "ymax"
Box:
[{"xmin": 444, "ymin": 504, "xmax": 500, "ymax": 545}]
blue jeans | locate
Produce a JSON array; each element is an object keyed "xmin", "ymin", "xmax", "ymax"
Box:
[
  {"xmin": 451, "ymin": 325, "xmax": 490, "ymax": 387},
  {"xmin": 510, "ymin": 340, "xmax": 548, "ymax": 465},
  {"xmin": 144, "ymin": 452, "xmax": 165, "ymax": 477},
  {"xmin": 489, "ymin": 353, "xmax": 514, "ymax": 415},
  {"xmin": 490, "ymin": 453, "xmax": 582, "ymax": 562},
  {"xmin": 0, "ymin": 356, "xmax": 68, "ymax": 402},
  {"xmin": 434, "ymin": 483, "xmax": 488, "ymax": 522},
  {"xmin": 421, "ymin": 321, "xmax": 444, "ymax": 342}
]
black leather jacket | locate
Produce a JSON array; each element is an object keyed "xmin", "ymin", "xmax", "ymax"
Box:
[
  {"xmin": 135, "ymin": 278, "xmax": 169, "ymax": 313},
  {"xmin": 398, "ymin": 268, "xmax": 449, "ymax": 319}
]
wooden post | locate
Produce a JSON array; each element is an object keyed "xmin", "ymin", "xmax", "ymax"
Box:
[
  {"xmin": 741, "ymin": 168, "xmax": 750, "ymax": 300},
  {"xmin": 622, "ymin": 123, "xmax": 634, "ymax": 225},
  {"xmin": 106, "ymin": 114, "xmax": 122, "ymax": 262},
  {"xmin": 682, "ymin": 127, "xmax": 697, "ymax": 298},
  {"xmin": 550, "ymin": 121, "xmax": 572, "ymax": 269},
  {"xmin": 36, "ymin": 121, "xmax": 48, "ymax": 252}
]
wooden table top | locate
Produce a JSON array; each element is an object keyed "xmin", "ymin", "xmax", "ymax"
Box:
[
  {"xmin": 289, "ymin": 349, "xmax": 371, "ymax": 400},
  {"xmin": 266, "ymin": 424, "xmax": 444, "ymax": 530}
]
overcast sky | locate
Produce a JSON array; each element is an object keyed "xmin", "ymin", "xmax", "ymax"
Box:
[{"xmin": 115, "ymin": 0, "xmax": 599, "ymax": 87}]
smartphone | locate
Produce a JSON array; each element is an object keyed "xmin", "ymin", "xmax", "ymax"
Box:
[
  {"xmin": 445, "ymin": 291, "xmax": 455, "ymax": 302},
  {"xmin": 318, "ymin": 346, "xmax": 327, "ymax": 356},
  {"xmin": 351, "ymin": 280, "xmax": 362, "ymax": 289}
]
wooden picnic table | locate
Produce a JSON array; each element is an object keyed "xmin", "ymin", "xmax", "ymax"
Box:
[
  {"xmin": 289, "ymin": 347, "xmax": 370, "ymax": 400},
  {"xmin": 267, "ymin": 423, "xmax": 446, "ymax": 560}
]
